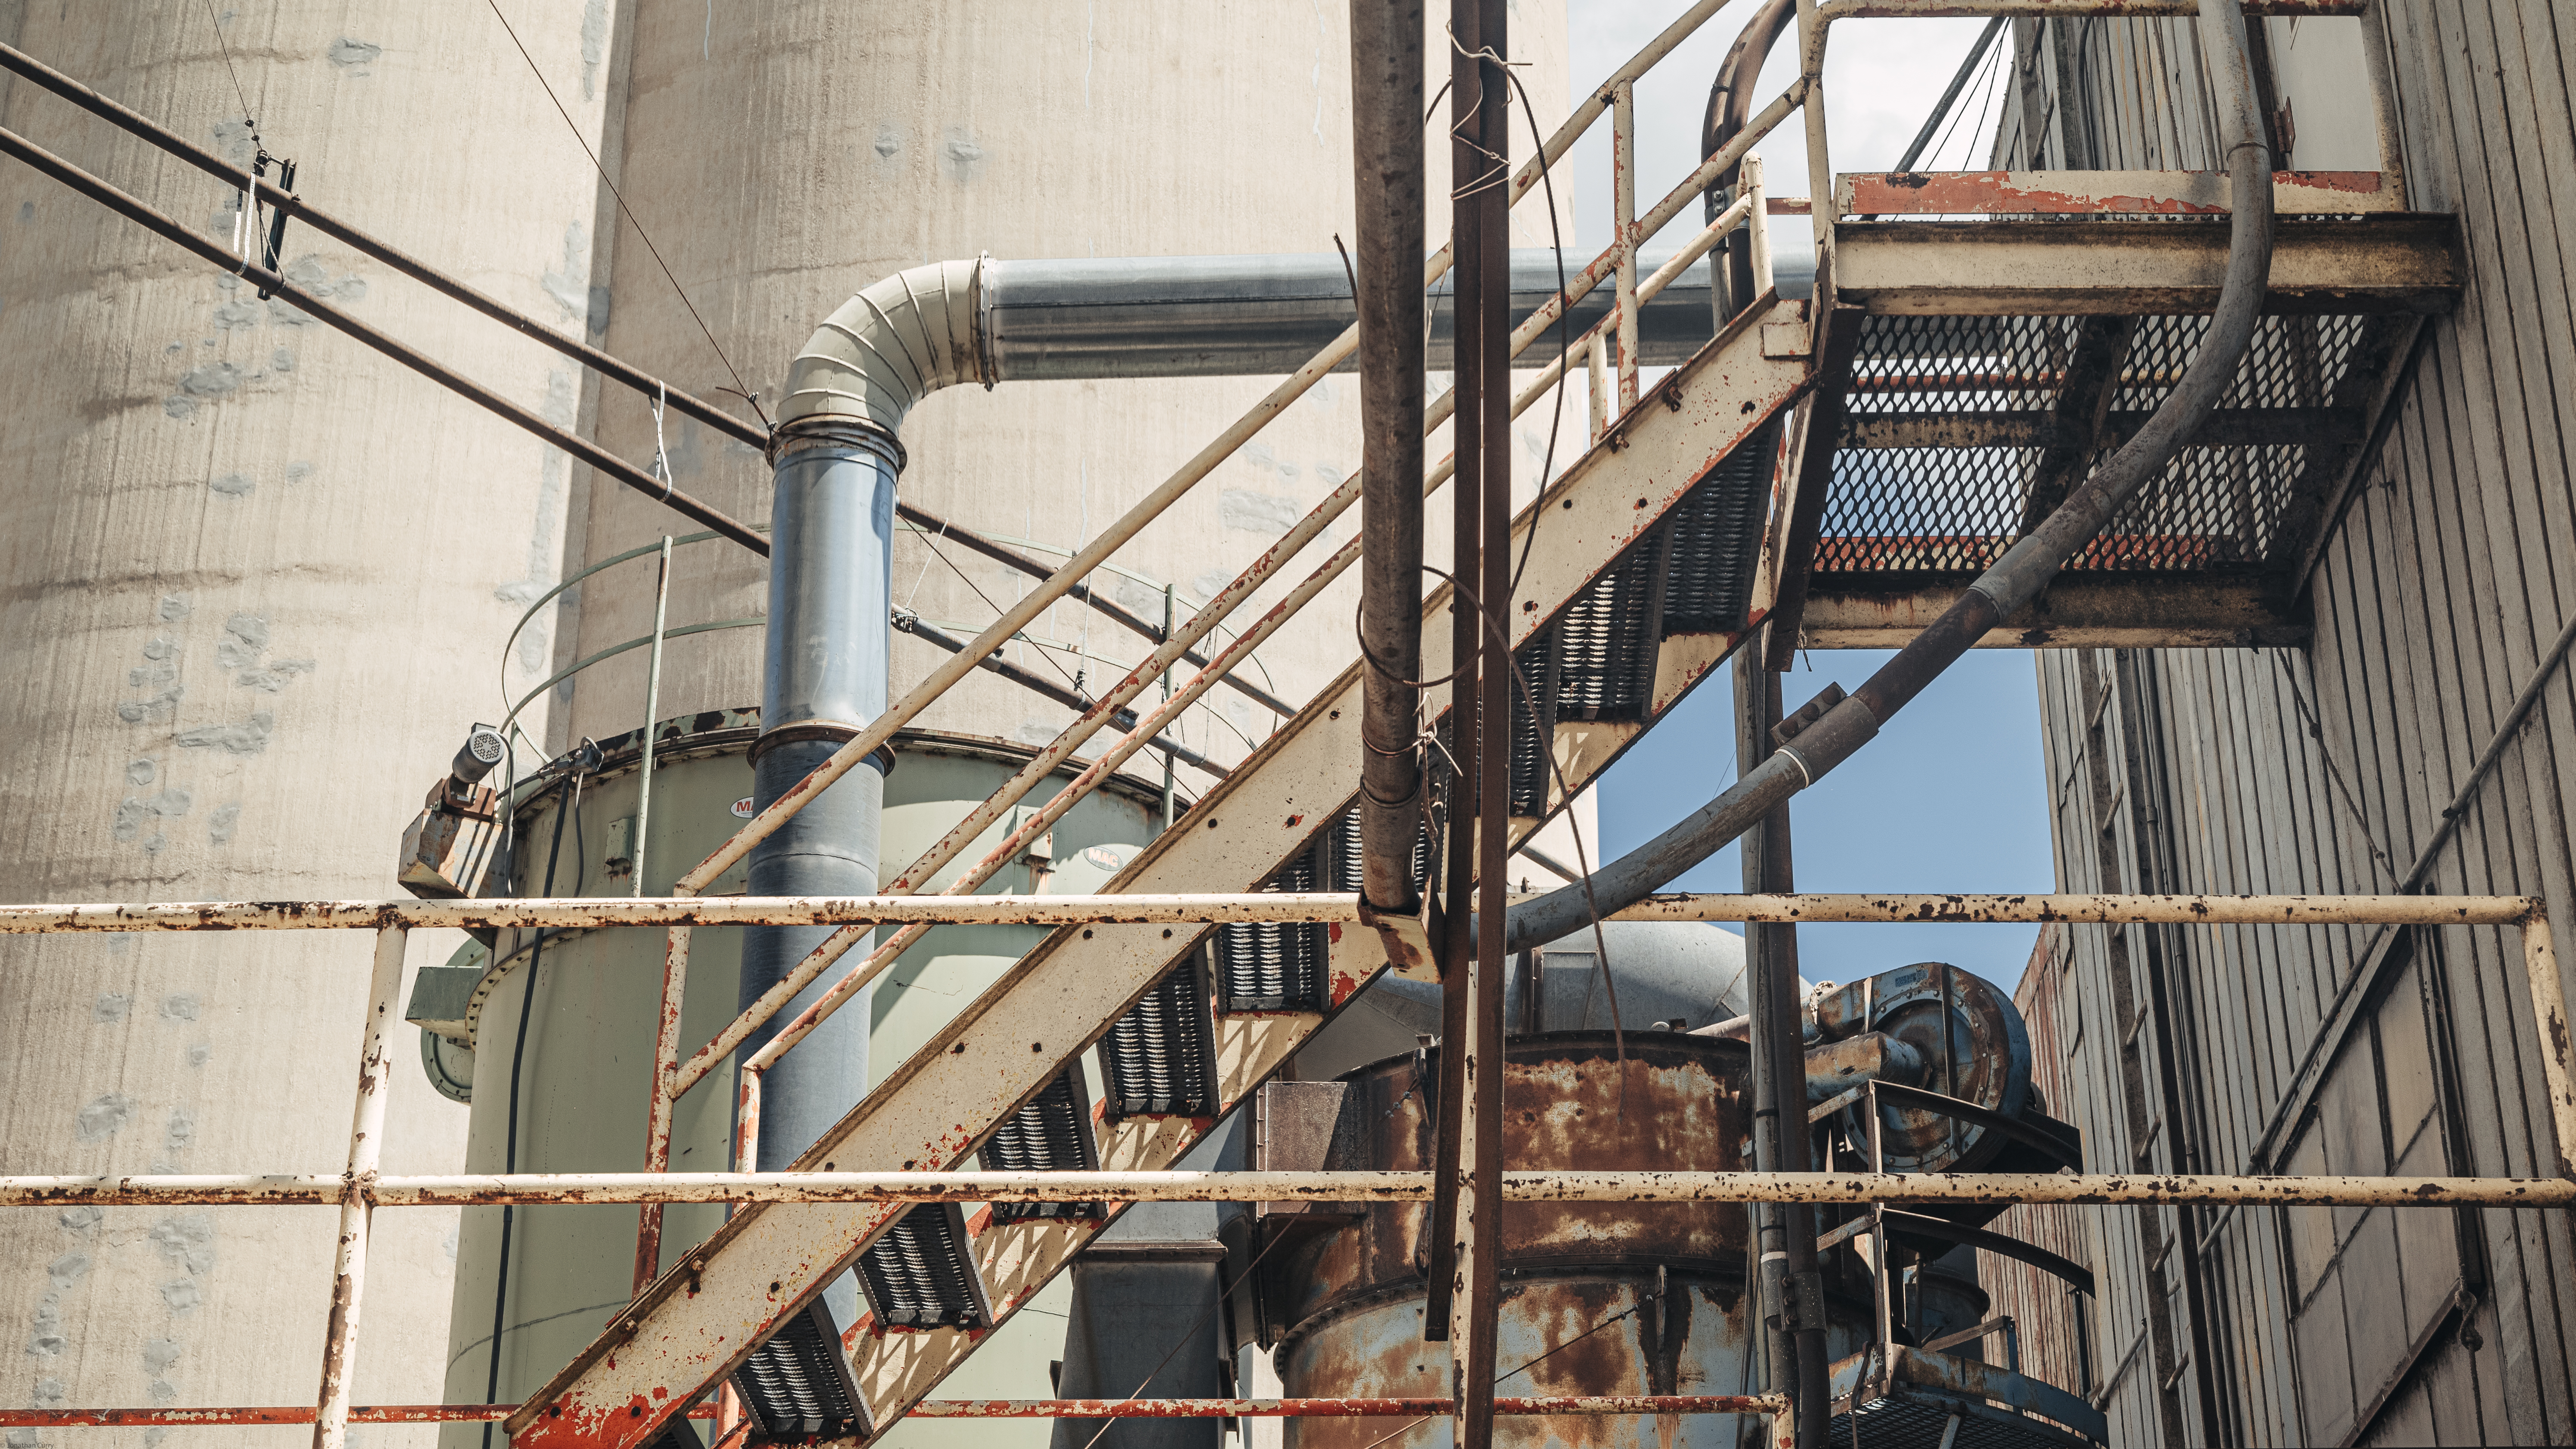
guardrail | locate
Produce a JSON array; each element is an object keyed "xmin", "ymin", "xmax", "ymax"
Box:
[{"xmin": 3, "ymin": 892, "xmax": 2563, "ymax": 1443}]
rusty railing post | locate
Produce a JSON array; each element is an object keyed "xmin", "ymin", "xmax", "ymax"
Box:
[{"xmin": 312, "ymin": 926, "xmax": 409, "ymax": 1449}]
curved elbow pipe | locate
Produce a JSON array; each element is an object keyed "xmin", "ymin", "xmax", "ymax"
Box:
[{"xmin": 780, "ymin": 257, "xmax": 991, "ymax": 435}]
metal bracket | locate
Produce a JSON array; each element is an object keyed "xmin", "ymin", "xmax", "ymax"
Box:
[{"xmin": 1358, "ymin": 894, "xmax": 1441, "ymax": 982}]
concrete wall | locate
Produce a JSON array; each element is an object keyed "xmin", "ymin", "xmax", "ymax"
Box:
[
  {"xmin": 0, "ymin": 0, "xmax": 1584, "ymax": 1437},
  {"xmin": 0, "ymin": 4, "xmax": 617, "ymax": 1443}
]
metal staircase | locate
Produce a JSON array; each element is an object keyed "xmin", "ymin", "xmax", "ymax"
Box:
[
  {"xmin": 508, "ymin": 285, "xmax": 1814, "ymax": 1449},
  {"xmin": 501, "ymin": 10, "xmax": 2465, "ymax": 1448}
]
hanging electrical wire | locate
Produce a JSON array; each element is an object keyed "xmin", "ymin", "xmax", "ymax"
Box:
[{"xmin": 482, "ymin": 0, "xmax": 767, "ymax": 429}]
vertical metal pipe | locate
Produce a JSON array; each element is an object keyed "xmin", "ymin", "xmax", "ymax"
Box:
[
  {"xmin": 1735, "ymin": 657, "xmax": 1825, "ymax": 1446},
  {"xmin": 1612, "ymin": 80, "xmax": 1641, "ymax": 414},
  {"xmin": 2357, "ymin": 0, "xmax": 2409, "ymax": 209},
  {"xmin": 2524, "ymin": 908, "xmax": 2576, "ymax": 1178},
  {"xmin": 1427, "ymin": 0, "xmax": 1486, "ymax": 1344},
  {"xmin": 634, "ymin": 537, "xmax": 673, "ymax": 898},
  {"xmin": 742, "ymin": 419, "xmax": 900, "ymax": 1333},
  {"xmin": 1465, "ymin": 0, "xmax": 1512, "ymax": 1441},
  {"xmin": 1162, "ymin": 584, "xmax": 1177, "ymax": 830},
  {"xmin": 312, "ymin": 927, "xmax": 409, "ymax": 1449},
  {"xmin": 1744, "ymin": 153, "xmax": 1775, "ymax": 296},
  {"xmin": 631, "ymin": 537, "xmax": 678, "ymax": 1295},
  {"xmin": 1586, "ymin": 331, "xmax": 1609, "ymax": 442},
  {"xmin": 1352, "ymin": 0, "xmax": 1428, "ymax": 913}
]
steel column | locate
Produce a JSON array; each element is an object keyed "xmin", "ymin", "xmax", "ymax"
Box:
[{"xmin": 311, "ymin": 928, "xmax": 408, "ymax": 1449}]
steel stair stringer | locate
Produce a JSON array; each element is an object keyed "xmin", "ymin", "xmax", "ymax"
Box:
[{"xmin": 504, "ymin": 293, "xmax": 1813, "ymax": 1449}]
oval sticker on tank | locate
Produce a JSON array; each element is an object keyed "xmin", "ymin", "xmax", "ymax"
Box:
[
  {"xmin": 732, "ymin": 798, "xmax": 755, "ymax": 818},
  {"xmin": 1084, "ymin": 846, "xmax": 1125, "ymax": 871}
]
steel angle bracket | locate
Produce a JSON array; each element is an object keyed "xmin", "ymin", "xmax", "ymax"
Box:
[
  {"xmin": 1357, "ymin": 895, "xmax": 1440, "ymax": 982},
  {"xmin": 505, "ymin": 295, "xmax": 1813, "ymax": 1449}
]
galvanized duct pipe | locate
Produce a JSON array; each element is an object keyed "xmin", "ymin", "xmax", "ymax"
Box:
[
  {"xmin": 776, "ymin": 252, "xmax": 1785, "ymax": 426},
  {"xmin": 738, "ymin": 419, "xmax": 902, "ymax": 1341},
  {"xmin": 1350, "ymin": 0, "xmax": 1429, "ymax": 917},
  {"xmin": 1504, "ymin": 0, "xmax": 2277, "ymax": 956}
]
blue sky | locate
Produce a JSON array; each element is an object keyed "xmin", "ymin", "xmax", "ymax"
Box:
[{"xmin": 1559, "ymin": 3, "xmax": 2056, "ymax": 989}]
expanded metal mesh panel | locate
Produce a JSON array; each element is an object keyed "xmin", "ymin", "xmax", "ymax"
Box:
[
  {"xmin": 1216, "ymin": 838, "xmax": 1328, "ymax": 1013},
  {"xmin": 856, "ymin": 1202, "xmax": 991, "ymax": 1330},
  {"xmin": 1549, "ymin": 545, "xmax": 1661, "ymax": 718},
  {"xmin": 1101, "ymin": 955, "xmax": 1219, "ymax": 1116},
  {"xmin": 732, "ymin": 1300, "xmax": 871, "ymax": 1439},
  {"xmin": 1661, "ymin": 412, "xmax": 1781, "ymax": 633},
  {"xmin": 1820, "ymin": 312, "xmax": 2376, "ymax": 574},
  {"xmin": 1829, "ymin": 1390, "xmax": 2099, "ymax": 1449},
  {"xmin": 982, "ymin": 1066, "xmax": 1102, "ymax": 1222}
]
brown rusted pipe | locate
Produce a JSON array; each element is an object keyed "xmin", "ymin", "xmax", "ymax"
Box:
[
  {"xmin": 0, "ymin": 125, "xmax": 769, "ymax": 556},
  {"xmin": 10, "ymin": 1168, "xmax": 2571, "ymax": 1208},
  {"xmin": 1350, "ymin": 0, "xmax": 1429, "ymax": 917},
  {"xmin": 0, "ymin": 41, "xmax": 770, "ymax": 451},
  {"xmin": 0, "ymin": 891, "xmax": 2534, "ymax": 935},
  {"xmin": 0, "ymin": 1398, "xmax": 1783, "ymax": 1429}
]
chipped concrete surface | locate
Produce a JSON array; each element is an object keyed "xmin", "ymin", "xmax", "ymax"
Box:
[{"xmin": 0, "ymin": 5, "xmax": 607, "ymax": 1442}]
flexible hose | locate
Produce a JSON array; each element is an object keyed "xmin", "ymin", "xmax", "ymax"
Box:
[{"xmin": 1505, "ymin": 0, "xmax": 2275, "ymax": 954}]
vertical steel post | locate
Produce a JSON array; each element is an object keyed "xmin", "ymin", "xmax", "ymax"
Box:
[
  {"xmin": 633, "ymin": 536, "xmax": 679, "ymax": 1295},
  {"xmin": 1744, "ymin": 153, "xmax": 1774, "ymax": 296},
  {"xmin": 1161, "ymin": 583, "xmax": 1177, "ymax": 830},
  {"xmin": 2523, "ymin": 905, "xmax": 2576, "ymax": 1178},
  {"xmin": 312, "ymin": 927, "xmax": 409, "ymax": 1449},
  {"xmin": 1866, "ymin": 1081, "xmax": 1890, "ymax": 1403},
  {"xmin": 1426, "ymin": 0, "xmax": 1486, "ymax": 1345},
  {"xmin": 2357, "ymin": 0, "xmax": 2408, "ymax": 210},
  {"xmin": 1736, "ymin": 656, "xmax": 1825, "ymax": 1447},
  {"xmin": 1794, "ymin": 0, "xmax": 1834, "ymax": 271},
  {"xmin": 1586, "ymin": 331, "xmax": 1609, "ymax": 443},
  {"xmin": 1611, "ymin": 80, "xmax": 1640, "ymax": 414},
  {"xmin": 1461, "ymin": 4, "xmax": 1513, "ymax": 1447}
]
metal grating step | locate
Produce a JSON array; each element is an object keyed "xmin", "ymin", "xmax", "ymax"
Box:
[
  {"xmin": 728, "ymin": 1298, "xmax": 872, "ymax": 1440},
  {"xmin": 1502, "ymin": 419, "xmax": 1781, "ymax": 813},
  {"xmin": 981, "ymin": 1065, "xmax": 1104, "ymax": 1222},
  {"xmin": 1100, "ymin": 952, "xmax": 1220, "ymax": 1116},
  {"xmin": 1214, "ymin": 829, "xmax": 1330, "ymax": 1013},
  {"xmin": 856, "ymin": 1202, "xmax": 995, "ymax": 1330},
  {"xmin": 1822, "ymin": 310, "xmax": 2403, "ymax": 576}
]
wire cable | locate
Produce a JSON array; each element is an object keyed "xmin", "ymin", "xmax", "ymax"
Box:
[{"xmin": 482, "ymin": 0, "xmax": 766, "ymax": 428}]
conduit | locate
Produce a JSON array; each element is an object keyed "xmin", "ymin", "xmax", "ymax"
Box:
[
  {"xmin": 1350, "ymin": 0, "xmax": 1428, "ymax": 918},
  {"xmin": 1504, "ymin": 0, "xmax": 2278, "ymax": 954}
]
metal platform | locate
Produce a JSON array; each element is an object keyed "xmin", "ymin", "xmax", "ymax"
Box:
[
  {"xmin": 1779, "ymin": 210, "xmax": 2464, "ymax": 651},
  {"xmin": 1828, "ymin": 1345, "xmax": 2107, "ymax": 1449}
]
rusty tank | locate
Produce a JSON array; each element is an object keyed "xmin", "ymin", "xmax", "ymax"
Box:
[{"xmin": 1241, "ymin": 1031, "xmax": 1869, "ymax": 1449}]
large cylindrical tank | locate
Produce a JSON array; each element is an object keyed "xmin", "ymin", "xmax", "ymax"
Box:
[
  {"xmin": 1263, "ymin": 1033, "xmax": 1867, "ymax": 1449},
  {"xmin": 434, "ymin": 714, "xmax": 1168, "ymax": 1447},
  {"xmin": 0, "ymin": 6, "xmax": 608, "ymax": 1436}
]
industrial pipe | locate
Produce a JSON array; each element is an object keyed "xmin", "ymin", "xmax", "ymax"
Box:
[
  {"xmin": 1350, "ymin": 0, "xmax": 1429, "ymax": 917},
  {"xmin": 1504, "ymin": 0, "xmax": 2278, "ymax": 955},
  {"xmin": 1701, "ymin": 0, "xmax": 1797, "ymax": 320},
  {"xmin": 6, "ymin": 1169, "xmax": 2571, "ymax": 1210},
  {"xmin": 0, "ymin": 123, "xmax": 770, "ymax": 554},
  {"xmin": 734, "ymin": 416, "xmax": 904, "ymax": 1332}
]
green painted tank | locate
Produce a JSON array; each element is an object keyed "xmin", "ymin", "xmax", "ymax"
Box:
[{"xmin": 429, "ymin": 710, "xmax": 1169, "ymax": 1449}]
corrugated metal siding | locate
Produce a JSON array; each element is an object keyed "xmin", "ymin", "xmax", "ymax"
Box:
[
  {"xmin": 2003, "ymin": 5, "xmax": 2576, "ymax": 1443},
  {"xmin": 1982, "ymin": 925, "xmax": 2107, "ymax": 1414}
]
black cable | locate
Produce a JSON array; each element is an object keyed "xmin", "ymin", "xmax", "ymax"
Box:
[
  {"xmin": 196, "ymin": 0, "xmax": 257, "ymax": 143},
  {"xmin": 480, "ymin": 762, "xmax": 580, "ymax": 1449},
  {"xmin": 481, "ymin": 0, "xmax": 767, "ymax": 428}
]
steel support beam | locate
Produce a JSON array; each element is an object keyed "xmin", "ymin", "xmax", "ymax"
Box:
[
  {"xmin": 1832, "ymin": 215, "xmax": 2464, "ymax": 315},
  {"xmin": 1796, "ymin": 573, "xmax": 2308, "ymax": 649}
]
